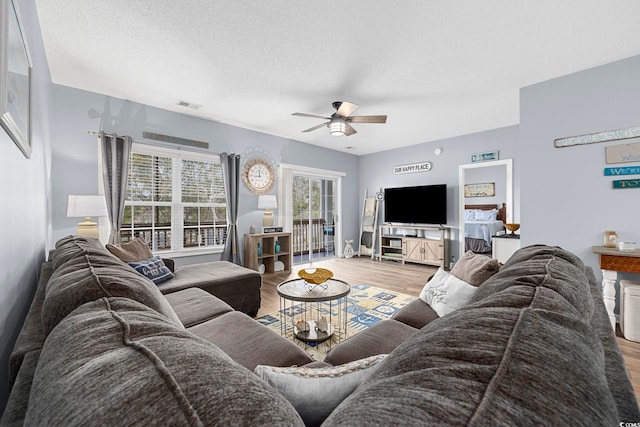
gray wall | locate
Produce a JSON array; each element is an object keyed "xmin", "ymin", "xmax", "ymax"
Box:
[
  {"xmin": 359, "ymin": 125, "xmax": 519, "ymax": 261},
  {"xmin": 520, "ymin": 54, "xmax": 640, "ymax": 308},
  {"xmin": 49, "ymin": 86, "xmax": 360, "ymax": 266},
  {"xmin": 0, "ymin": 0, "xmax": 52, "ymax": 413}
]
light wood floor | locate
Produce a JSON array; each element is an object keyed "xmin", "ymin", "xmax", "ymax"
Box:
[{"xmin": 258, "ymin": 256, "xmax": 640, "ymax": 403}]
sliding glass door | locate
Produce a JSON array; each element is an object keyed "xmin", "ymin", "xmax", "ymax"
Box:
[
  {"xmin": 279, "ymin": 164, "xmax": 344, "ymax": 264},
  {"xmin": 292, "ymin": 175, "xmax": 336, "ymax": 263}
]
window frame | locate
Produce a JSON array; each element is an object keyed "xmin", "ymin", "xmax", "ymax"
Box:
[{"xmin": 120, "ymin": 143, "xmax": 227, "ymax": 257}]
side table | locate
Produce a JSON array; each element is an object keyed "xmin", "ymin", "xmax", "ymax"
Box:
[
  {"xmin": 492, "ymin": 234, "xmax": 520, "ymax": 263},
  {"xmin": 277, "ymin": 278, "xmax": 350, "ymax": 343},
  {"xmin": 592, "ymin": 246, "xmax": 640, "ymax": 331}
]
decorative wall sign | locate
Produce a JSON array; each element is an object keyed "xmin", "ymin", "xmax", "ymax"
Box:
[
  {"xmin": 554, "ymin": 126, "xmax": 640, "ymax": 148},
  {"xmin": 604, "ymin": 166, "xmax": 640, "ymax": 176},
  {"xmin": 1, "ymin": 0, "xmax": 32, "ymax": 158},
  {"xmin": 605, "ymin": 141, "xmax": 640, "ymax": 164},
  {"xmin": 464, "ymin": 182, "xmax": 495, "ymax": 197},
  {"xmin": 471, "ymin": 151, "xmax": 499, "ymax": 163},
  {"xmin": 613, "ymin": 179, "xmax": 640, "ymax": 189},
  {"xmin": 392, "ymin": 161, "xmax": 432, "ymax": 175}
]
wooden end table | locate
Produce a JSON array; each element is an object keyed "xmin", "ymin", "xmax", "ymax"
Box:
[{"xmin": 592, "ymin": 246, "xmax": 640, "ymax": 331}]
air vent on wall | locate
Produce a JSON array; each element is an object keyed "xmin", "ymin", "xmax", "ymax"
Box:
[
  {"xmin": 143, "ymin": 131, "xmax": 209, "ymax": 149},
  {"xmin": 177, "ymin": 100, "xmax": 202, "ymax": 110}
]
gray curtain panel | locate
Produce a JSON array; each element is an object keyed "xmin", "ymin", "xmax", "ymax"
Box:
[
  {"xmin": 100, "ymin": 132, "xmax": 132, "ymax": 245},
  {"xmin": 221, "ymin": 153, "xmax": 241, "ymax": 265}
]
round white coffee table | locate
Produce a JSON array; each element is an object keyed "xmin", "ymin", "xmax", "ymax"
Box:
[{"xmin": 277, "ymin": 277, "xmax": 350, "ymax": 342}]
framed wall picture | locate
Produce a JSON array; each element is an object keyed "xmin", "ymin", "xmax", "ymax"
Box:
[
  {"xmin": 1, "ymin": 0, "xmax": 32, "ymax": 158},
  {"xmin": 464, "ymin": 182, "xmax": 495, "ymax": 197}
]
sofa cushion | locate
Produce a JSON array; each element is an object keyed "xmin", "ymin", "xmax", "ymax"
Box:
[
  {"xmin": 25, "ymin": 297, "xmax": 305, "ymax": 426},
  {"xmin": 255, "ymin": 354, "xmax": 387, "ymax": 427},
  {"xmin": 450, "ymin": 250, "xmax": 500, "ymax": 286},
  {"xmin": 188, "ymin": 311, "xmax": 315, "ymax": 371},
  {"xmin": 8, "ymin": 261, "xmax": 52, "ymax": 388},
  {"xmin": 391, "ymin": 298, "xmax": 439, "ymax": 329},
  {"xmin": 472, "ymin": 245, "xmax": 593, "ymax": 319},
  {"xmin": 51, "ymin": 235, "xmax": 105, "ymax": 271},
  {"xmin": 1, "ymin": 350, "xmax": 40, "ymax": 426},
  {"xmin": 164, "ymin": 287, "xmax": 234, "ymax": 328},
  {"xmin": 128, "ymin": 255, "xmax": 175, "ymax": 284},
  {"xmin": 42, "ymin": 236, "xmax": 182, "ymax": 335},
  {"xmin": 323, "ymin": 246, "xmax": 620, "ymax": 426},
  {"xmin": 324, "ymin": 319, "xmax": 417, "ymax": 366},
  {"xmin": 419, "ymin": 267, "xmax": 477, "ymax": 316},
  {"xmin": 157, "ymin": 261, "xmax": 262, "ymax": 315},
  {"xmin": 105, "ymin": 237, "xmax": 154, "ymax": 262}
]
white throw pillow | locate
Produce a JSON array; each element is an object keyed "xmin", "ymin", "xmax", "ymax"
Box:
[
  {"xmin": 464, "ymin": 209, "xmax": 476, "ymax": 221},
  {"xmin": 419, "ymin": 267, "xmax": 477, "ymax": 316},
  {"xmin": 474, "ymin": 209, "xmax": 498, "ymax": 221},
  {"xmin": 254, "ymin": 354, "xmax": 386, "ymax": 426}
]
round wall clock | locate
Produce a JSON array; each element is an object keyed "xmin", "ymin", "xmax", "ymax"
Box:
[{"xmin": 242, "ymin": 157, "xmax": 276, "ymax": 194}]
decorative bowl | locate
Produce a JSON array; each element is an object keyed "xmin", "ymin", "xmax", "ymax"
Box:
[
  {"xmin": 298, "ymin": 268, "xmax": 334, "ymax": 285},
  {"xmin": 504, "ymin": 223, "xmax": 520, "ymax": 234}
]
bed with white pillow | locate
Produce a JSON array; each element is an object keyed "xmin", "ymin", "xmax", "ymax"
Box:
[{"xmin": 464, "ymin": 203, "xmax": 506, "ymax": 253}]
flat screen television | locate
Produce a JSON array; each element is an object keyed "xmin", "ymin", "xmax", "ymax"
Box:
[{"xmin": 384, "ymin": 184, "xmax": 447, "ymax": 225}]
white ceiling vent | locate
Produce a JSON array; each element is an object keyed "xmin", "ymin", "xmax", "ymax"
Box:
[{"xmin": 177, "ymin": 100, "xmax": 202, "ymax": 110}]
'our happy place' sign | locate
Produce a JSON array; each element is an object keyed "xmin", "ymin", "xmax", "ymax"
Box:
[{"xmin": 393, "ymin": 161, "xmax": 432, "ymax": 175}]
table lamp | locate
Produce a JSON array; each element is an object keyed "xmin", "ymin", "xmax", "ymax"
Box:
[
  {"xmin": 258, "ymin": 195, "xmax": 277, "ymax": 228},
  {"xmin": 67, "ymin": 195, "xmax": 108, "ymax": 238}
]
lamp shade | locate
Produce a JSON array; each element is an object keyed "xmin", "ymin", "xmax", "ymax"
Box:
[
  {"xmin": 67, "ymin": 195, "xmax": 108, "ymax": 218},
  {"xmin": 329, "ymin": 119, "xmax": 346, "ymax": 136},
  {"xmin": 67, "ymin": 195, "xmax": 108, "ymax": 239},
  {"xmin": 258, "ymin": 195, "xmax": 277, "ymax": 210}
]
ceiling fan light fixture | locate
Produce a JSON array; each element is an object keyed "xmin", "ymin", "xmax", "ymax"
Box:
[
  {"xmin": 329, "ymin": 119, "xmax": 346, "ymax": 136},
  {"xmin": 293, "ymin": 101, "xmax": 385, "ymax": 136}
]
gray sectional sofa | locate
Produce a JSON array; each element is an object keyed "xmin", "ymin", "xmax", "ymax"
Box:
[
  {"xmin": 2, "ymin": 235, "xmax": 316, "ymax": 426},
  {"xmin": 107, "ymin": 236, "xmax": 263, "ymax": 317},
  {"xmin": 2, "ymin": 236, "xmax": 639, "ymax": 426},
  {"xmin": 323, "ymin": 245, "xmax": 640, "ymax": 425}
]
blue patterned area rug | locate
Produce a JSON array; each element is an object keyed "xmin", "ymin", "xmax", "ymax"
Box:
[{"xmin": 256, "ymin": 284, "xmax": 417, "ymax": 362}]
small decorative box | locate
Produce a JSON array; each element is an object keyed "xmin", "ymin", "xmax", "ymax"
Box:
[
  {"xmin": 263, "ymin": 226, "xmax": 283, "ymax": 233},
  {"xmin": 618, "ymin": 241, "xmax": 637, "ymax": 252}
]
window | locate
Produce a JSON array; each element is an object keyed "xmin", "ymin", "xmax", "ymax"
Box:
[{"xmin": 119, "ymin": 144, "xmax": 227, "ymax": 253}]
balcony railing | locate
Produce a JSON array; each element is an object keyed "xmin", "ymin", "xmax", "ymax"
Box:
[
  {"xmin": 292, "ymin": 218, "xmax": 334, "ymax": 256},
  {"xmin": 120, "ymin": 224, "xmax": 227, "ymax": 251}
]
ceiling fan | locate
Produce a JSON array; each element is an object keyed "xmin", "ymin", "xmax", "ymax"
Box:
[{"xmin": 292, "ymin": 101, "xmax": 387, "ymax": 136}]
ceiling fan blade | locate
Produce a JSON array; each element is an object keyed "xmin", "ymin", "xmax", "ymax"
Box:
[
  {"xmin": 344, "ymin": 123, "xmax": 357, "ymax": 136},
  {"xmin": 336, "ymin": 101, "xmax": 358, "ymax": 117},
  {"xmin": 302, "ymin": 122, "xmax": 329, "ymax": 133},
  {"xmin": 348, "ymin": 115, "xmax": 387, "ymax": 124},
  {"xmin": 292, "ymin": 112, "xmax": 331, "ymax": 120}
]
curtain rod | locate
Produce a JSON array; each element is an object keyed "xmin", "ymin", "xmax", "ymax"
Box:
[
  {"xmin": 87, "ymin": 130, "xmax": 220, "ymax": 155},
  {"xmin": 87, "ymin": 130, "xmax": 144, "ymax": 144}
]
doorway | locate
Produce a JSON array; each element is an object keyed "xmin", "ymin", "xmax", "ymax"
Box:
[
  {"xmin": 292, "ymin": 175, "xmax": 336, "ymax": 263},
  {"xmin": 458, "ymin": 159, "xmax": 513, "ymax": 258},
  {"xmin": 278, "ymin": 164, "xmax": 345, "ymax": 264}
]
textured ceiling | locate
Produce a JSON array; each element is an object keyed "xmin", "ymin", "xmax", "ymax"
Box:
[{"xmin": 35, "ymin": 1, "xmax": 640, "ymax": 155}]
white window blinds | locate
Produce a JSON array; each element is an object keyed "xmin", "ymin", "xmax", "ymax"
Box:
[{"xmin": 120, "ymin": 144, "xmax": 227, "ymax": 253}]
